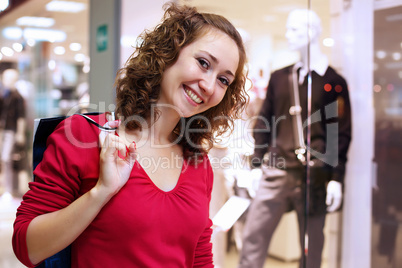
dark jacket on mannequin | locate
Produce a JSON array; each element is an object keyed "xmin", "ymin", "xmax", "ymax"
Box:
[{"xmin": 253, "ymin": 64, "xmax": 352, "ymax": 184}]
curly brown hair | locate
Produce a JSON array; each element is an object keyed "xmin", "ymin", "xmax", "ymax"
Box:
[{"xmin": 115, "ymin": 2, "xmax": 248, "ymax": 159}]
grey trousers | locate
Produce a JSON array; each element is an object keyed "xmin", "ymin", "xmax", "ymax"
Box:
[
  {"xmin": 238, "ymin": 169, "xmax": 326, "ymax": 268},
  {"xmin": 1, "ymin": 130, "xmax": 15, "ymax": 194}
]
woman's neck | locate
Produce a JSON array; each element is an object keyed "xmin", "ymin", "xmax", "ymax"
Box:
[
  {"xmin": 120, "ymin": 105, "xmax": 181, "ymax": 147},
  {"xmin": 150, "ymin": 109, "xmax": 180, "ymax": 145}
]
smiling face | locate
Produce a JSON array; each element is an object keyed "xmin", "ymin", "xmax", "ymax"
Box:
[{"xmin": 158, "ymin": 28, "xmax": 240, "ymax": 118}]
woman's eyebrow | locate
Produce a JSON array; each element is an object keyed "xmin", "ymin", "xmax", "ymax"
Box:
[{"xmin": 202, "ymin": 50, "xmax": 235, "ymax": 77}]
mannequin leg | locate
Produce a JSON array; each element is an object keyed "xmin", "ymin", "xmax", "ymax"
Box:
[
  {"xmin": 238, "ymin": 176, "xmax": 289, "ymax": 268},
  {"xmin": 306, "ymin": 214, "xmax": 326, "ymax": 268},
  {"xmin": 292, "ymin": 169, "xmax": 326, "ymax": 268},
  {"xmin": 1, "ymin": 130, "xmax": 15, "ymax": 196}
]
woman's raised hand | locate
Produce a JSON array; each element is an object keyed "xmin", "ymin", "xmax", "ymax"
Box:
[{"xmin": 96, "ymin": 120, "xmax": 137, "ymax": 198}]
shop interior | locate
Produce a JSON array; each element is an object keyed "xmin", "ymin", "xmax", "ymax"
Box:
[{"xmin": 1, "ymin": 0, "xmax": 402, "ymax": 267}]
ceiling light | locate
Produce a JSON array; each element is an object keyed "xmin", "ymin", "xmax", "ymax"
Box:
[
  {"xmin": 12, "ymin": 43, "xmax": 23, "ymax": 52},
  {"xmin": 48, "ymin": 60, "xmax": 56, "ymax": 70},
  {"xmin": 83, "ymin": 65, "xmax": 90, "ymax": 73},
  {"xmin": 1, "ymin": 46, "xmax": 14, "ymax": 57},
  {"xmin": 375, "ymin": 50, "xmax": 387, "ymax": 59},
  {"xmin": 392, "ymin": 52, "xmax": 401, "ymax": 61},
  {"xmin": 46, "ymin": 0, "xmax": 86, "ymax": 13},
  {"xmin": 16, "ymin": 16, "xmax": 55, "ymax": 27},
  {"xmin": 23, "ymin": 28, "xmax": 66, "ymax": 42},
  {"xmin": 386, "ymin": 13, "xmax": 402, "ymax": 22},
  {"xmin": 2, "ymin": 27, "xmax": 22, "ymax": 40},
  {"xmin": 0, "ymin": 0, "xmax": 9, "ymax": 12},
  {"xmin": 0, "ymin": 53, "xmax": 3, "ymax": 60},
  {"xmin": 74, "ymin": 53, "xmax": 85, "ymax": 62},
  {"xmin": 54, "ymin": 46, "xmax": 65, "ymax": 55},
  {"xmin": 69, "ymin": 42, "xmax": 81, "ymax": 51},
  {"xmin": 120, "ymin": 35, "xmax": 136, "ymax": 48},
  {"xmin": 385, "ymin": 62, "xmax": 402, "ymax": 69},
  {"xmin": 323, "ymin": 38, "xmax": 334, "ymax": 47},
  {"xmin": 27, "ymin": 39, "xmax": 36, "ymax": 47},
  {"xmin": 50, "ymin": 89, "xmax": 62, "ymax": 99}
]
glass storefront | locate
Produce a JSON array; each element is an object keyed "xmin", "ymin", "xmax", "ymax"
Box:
[
  {"xmin": 0, "ymin": 0, "xmax": 89, "ymax": 121},
  {"xmin": 1, "ymin": 0, "xmax": 401, "ymax": 267},
  {"xmin": 372, "ymin": 3, "xmax": 402, "ymax": 268}
]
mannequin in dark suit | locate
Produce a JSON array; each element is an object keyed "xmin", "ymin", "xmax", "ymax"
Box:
[
  {"xmin": 0, "ymin": 69, "xmax": 26, "ymax": 200},
  {"xmin": 238, "ymin": 9, "xmax": 352, "ymax": 268}
]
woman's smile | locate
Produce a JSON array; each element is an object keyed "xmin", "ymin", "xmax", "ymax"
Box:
[
  {"xmin": 183, "ymin": 85, "xmax": 203, "ymax": 105},
  {"xmin": 159, "ymin": 29, "xmax": 239, "ymax": 118}
]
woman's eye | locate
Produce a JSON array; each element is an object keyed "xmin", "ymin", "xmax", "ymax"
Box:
[
  {"xmin": 219, "ymin": 77, "xmax": 230, "ymax": 86},
  {"xmin": 198, "ymin": 58, "xmax": 209, "ymax": 69}
]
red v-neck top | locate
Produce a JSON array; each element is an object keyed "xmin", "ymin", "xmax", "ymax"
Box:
[{"xmin": 13, "ymin": 113, "xmax": 214, "ymax": 267}]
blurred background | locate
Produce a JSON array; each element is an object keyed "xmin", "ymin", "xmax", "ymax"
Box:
[{"xmin": 0, "ymin": 0, "xmax": 401, "ymax": 267}]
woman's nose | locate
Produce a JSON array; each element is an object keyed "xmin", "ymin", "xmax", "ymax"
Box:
[{"xmin": 199, "ymin": 75, "xmax": 215, "ymax": 96}]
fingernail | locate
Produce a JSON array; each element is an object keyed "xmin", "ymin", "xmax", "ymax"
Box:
[
  {"xmin": 132, "ymin": 141, "xmax": 136, "ymax": 150},
  {"xmin": 118, "ymin": 150, "xmax": 127, "ymax": 159}
]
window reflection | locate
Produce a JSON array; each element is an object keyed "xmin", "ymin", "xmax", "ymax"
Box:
[{"xmin": 372, "ymin": 4, "xmax": 402, "ymax": 268}]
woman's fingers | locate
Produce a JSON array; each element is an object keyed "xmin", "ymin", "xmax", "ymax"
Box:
[
  {"xmin": 125, "ymin": 142, "xmax": 137, "ymax": 168},
  {"xmin": 107, "ymin": 120, "xmax": 121, "ymax": 128},
  {"xmin": 99, "ymin": 120, "xmax": 120, "ymax": 146},
  {"xmin": 101, "ymin": 134, "xmax": 127, "ymax": 159}
]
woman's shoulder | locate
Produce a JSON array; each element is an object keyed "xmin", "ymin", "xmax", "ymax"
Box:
[
  {"xmin": 187, "ymin": 154, "xmax": 214, "ymax": 181},
  {"xmin": 52, "ymin": 112, "xmax": 108, "ymax": 148}
]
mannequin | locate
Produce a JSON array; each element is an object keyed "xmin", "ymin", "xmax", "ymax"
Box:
[
  {"xmin": 238, "ymin": 9, "xmax": 352, "ymax": 268},
  {"xmin": 0, "ymin": 68, "xmax": 26, "ymax": 200},
  {"xmin": 286, "ymin": 9, "xmax": 342, "ymax": 211}
]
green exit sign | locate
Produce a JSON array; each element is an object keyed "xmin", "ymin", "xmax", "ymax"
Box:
[{"xmin": 96, "ymin": 24, "xmax": 108, "ymax": 52}]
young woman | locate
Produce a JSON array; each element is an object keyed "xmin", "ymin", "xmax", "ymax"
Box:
[{"xmin": 13, "ymin": 3, "xmax": 247, "ymax": 267}]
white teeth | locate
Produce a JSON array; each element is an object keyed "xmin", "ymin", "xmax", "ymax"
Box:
[{"xmin": 185, "ymin": 89, "xmax": 202, "ymax": 104}]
